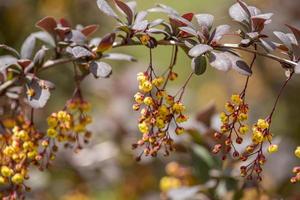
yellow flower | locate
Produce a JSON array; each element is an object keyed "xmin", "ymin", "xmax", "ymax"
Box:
[
  {"xmin": 132, "ymin": 104, "xmax": 140, "ymax": 111},
  {"xmin": 140, "ymin": 35, "xmax": 150, "ymax": 45},
  {"xmin": 220, "ymin": 112, "xmax": 228, "ymax": 123},
  {"xmin": 175, "ymin": 127, "xmax": 184, "ymax": 135},
  {"xmin": 172, "ymin": 102, "xmax": 185, "ymax": 114},
  {"xmin": 238, "ymin": 113, "xmax": 248, "ymax": 121},
  {"xmin": 0, "ymin": 176, "xmax": 6, "ymax": 185},
  {"xmin": 138, "ymin": 122, "xmax": 149, "ymax": 134},
  {"xmin": 155, "ymin": 117, "xmax": 165, "ymax": 129},
  {"xmin": 137, "ymin": 72, "xmax": 147, "ymax": 82},
  {"xmin": 176, "ymin": 114, "xmax": 189, "ymax": 123},
  {"xmin": 268, "ymin": 144, "xmax": 279, "ymax": 154},
  {"xmin": 134, "ymin": 92, "xmax": 144, "ymax": 104},
  {"xmin": 152, "ymin": 77, "xmax": 164, "ymax": 87},
  {"xmin": 252, "ymin": 130, "xmax": 263, "ymax": 144},
  {"xmin": 160, "ymin": 176, "xmax": 181, "ymax": 192},
  {"xmin": 295, "ymin": 146, "xmax": 300, "ymax": 158},
  {"xmin": 139, "ymin": 80, "xmax": 152, "ymax": 93},
  {"xmin": 225, "ymin": 102, "xmax": 234, "ymax": 113},
  {"xmin": 1, "ymin": 166, "xmax": 13, "ymax": 177},
  {"xmin": 257, "ymin": 119, "xmax": 269, "ymax": 130},
  {"xmin": 11, "ymin": 173, "xmax": 24, "ymax": 185},
  {"xmin": 47, "ymin": 116, "xmax": 58, "ymax": 128},
  {"xmin": 239, "ymin": 125, "xmax": 249, "ymax": 135},
  {"xmin": 158, "ymin": 105, "xmax": 169, "ymax": 117},
  {"xmin": 231, "ymin": 94, "xmax": 242, "ymax": 105},
  {"xmin": 47, "ymin": 128, "xmax": 58, "ymax": 138},
  {"xmin": 143, "ymin": 97, "xmax": 154, "ymax": 106}
]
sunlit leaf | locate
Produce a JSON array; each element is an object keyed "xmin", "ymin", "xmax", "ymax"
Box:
[
  {"xmin": 103, "ymin": 53, "xmax": 137, "ymax": 62},
  {"xmin": 97, "ymin": 0, "xmax": 119, "ymax": 19},
  {"xmin": 26, "ymin": 78, "xmax": 51, "ymax": 109},
  {"xmin": 81, "ymin": 25, "xmax": 99, "ymax": 37},
  {"xmin": 114, "ymin": 0, "xmax": 133, "ymax": 24},
  {"xmin": 71, "ymin": 46, "xmax": 93, "ymax": 59},
  {"xmin": 209, "ymin": 51, "xmax": 232, "ymax": 71},
  {"xmin": 135, "ymin": 11, "xmax": 148, "ymax": 24},
  {"xmin": 210, "ymin": 25, "xmax": 230, "ymax": 43},
  {"xmin": 89, "ymin": 61, "xmax": 112, "ymax": 78},
  {"xmin": 21, "ymin": 34, "xmax": 36, "ymax": 59},
  {"xmin": 97, "ymin": 33, "xmax": 116, "ymax": 52},
  {"xmin": 274, "ymin": 31, "xmax": 292, "ymax": 50},
  {"xmin": 195, "ymin": 14, "xmax": 214, "ymax": 29},
  {"xmin": 35, "ymin": 16, "xmax": 57, "ymax": 35},
  {"xmin": 188, "ymin": 44, "xmax": 212, "ymax": 57},
  {"xmin": 0, "ymin": 44, "xmax": 20, "ymax": 58}
]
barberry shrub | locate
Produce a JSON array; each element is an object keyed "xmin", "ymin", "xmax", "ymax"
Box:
[{"xmin": 0, "ymin": 0, "xmax": 300, "ymax": 198}]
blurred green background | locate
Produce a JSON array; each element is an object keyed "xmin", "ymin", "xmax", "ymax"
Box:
[{"xmin": 0, "ymin": 0, "xmax": 300, "ymax": 199}]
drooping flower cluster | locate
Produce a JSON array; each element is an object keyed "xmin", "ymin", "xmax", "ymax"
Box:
[
  {"xmin": 238, "ymin": 118, "xmax": 278, "ymax": 181},
  {"xmin": 132, "ymin": 70, "xmax": 189, "ymax": 159},
  {"xmin": 47, "ymin": 98, "xmax": 92, "ymax": 151},
  {"xmin": 159, "ymin": 162, "xmax": 195, "ymax": 193},
  {"xmin": 213, "ymin": 94, "xmax": 249, "ymax": 159},
  {"xmin": 212, "ymin": 93, "xmax": 282, "ymax": 181},
  {"xmin": 291, "ymin": 146, "xmax": 300, "ymax": 183},
  {"xmin": 0, "ymin": 115, "xmax": 45, "ymax": 196}
]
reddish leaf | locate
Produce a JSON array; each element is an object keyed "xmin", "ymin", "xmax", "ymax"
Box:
[
  {"xmin": 182, "ymin": 12, "xmax": 194, "ymax": 22},
  {"xmin": 97, "ymin": 33, "xmax": 116, "ymax": 52},
  {"xmin": 59, "ymin": 18, "xmax": 71, "ymax": 27},
  {"xmin": 114, "ymin": 0, "xmax": 133, "ymax": 24},
  {"xmin": 36, "ymin": 16, "xmax": 57, "ymax": 35},
  {"xmin": 17, "ymin": 59, "xmax": 32, "ymax": 69},
  {"xmin": 286, "ymin": 24, "xmax": 300, "ymax": 45},
  {"xmin": 81, "ymin": 25, "xmax": 99, "ymax": 37}
]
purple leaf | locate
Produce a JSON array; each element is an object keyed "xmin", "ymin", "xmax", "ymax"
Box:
[
  {"xmin": 81, "ymin": 25, "xmax": 99, "ymax": 37},
  {"xmin": 132, "ymin": 20, "xmax": 148, "ymax": 31},
  {"xmin": 274, "ymin": 31, "xmax": 292, "ymax": 50},
  {"xmin": 211, "ymin": 25, "xmax": 230, "ymax": 43},
  {"xmin": 97, "ymin": 33, "xmax": 116, "ymax": 52},
  {"xmin": 97, "ymin": 0, "xmax": 119, "ymax": 19},
  {"xmin": 21, "ymin": 34, "xmax": 36, "ymax": 59},
  {"xmin": 179, "ymin": 27, "xmax": 197, "ymax": 37},
  {"xmin": 71, "ymin": 46, "xmax": 93, "ymax": 59},
  {"xmin": 229, "ymin": 2, "xmax": 249, "ymax": 22},
  {"xmin": 135, "ymin": 11, "xmax": 148, "ymax": 24},
  {"xmin": 225, "ymin": 52, "xmax": 252, "ymax": 76},
  {"xmin": 188, "ymin": 44, "xmax": 213, "ymax": 57},
  {"xmin": 209, "ymin": 52, "xmax": 231, "ymax": 71},
  {"xmin": 191, "ymin": 55, "xmax": 207, "ymax": 75},
  {"xmin": 0, "ymin": 44, "xmax": 20, "ymax": 58},
  {"xmin": 195, "ymin": 14, "xmax": 214, "ymax": 29},
  {"xmin": 114, "ymin": 0, "xmax": 134, "ymax": 24},
  {"xmin": 26, "ymin": 78, "xmax": 51, "ymax": 108},
  {"xmin": 103, "ymin": 53, "xmax": 137, "ymax": 62},
  {"xmin": 89, "ymin": 61, "xmax": 112, "ymax": 78},
  {"xmin": 286, "ymin": 24, "xmax": 300, "ymax": 46},
  {"xmin": 35, "ymin": 16, "xmax": 57, "ymax": 35}
]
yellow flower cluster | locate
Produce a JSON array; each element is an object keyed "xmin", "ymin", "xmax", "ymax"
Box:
[
  {"xmin": 213, "ymin": 94, "xmax": 249, "ymax": 158},
  {"xmin": 47, "ymin": 99, "xmax": 93, "ymax": 149},
  {"xmin": 220, "ymin": 94, "xmax": 249, "ymax": 135},
  {"xmin": 251, "ymin": 119, "xmax": 271, "ymax": 144},
  {"xmin": 133, "ymin": 71, "xmax": 188, "ymax": 158},
  {"xmin": 159, "ymin": 162, "xmax": 194, "ymax": 193},
  {"xmin": 0, "ymin": 121, "xmax": 37, "ymax": 187}
]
